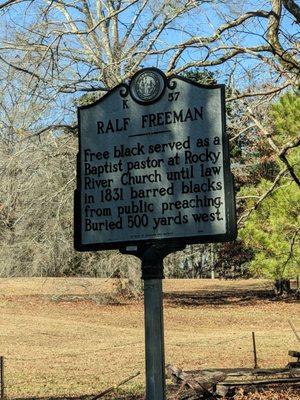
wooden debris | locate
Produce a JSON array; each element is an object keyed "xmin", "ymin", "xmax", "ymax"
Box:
[
  {"xmin": 287, "ymin": 349, "xmax": 300, "ymax": 368},
  {"xmin": 217, "ymin": 374, "xmax": 300, "ymax": 397},
  {"xmin": 166, "ymin": 364, "xmax": 226, "ymax": 398},
  {"xmin": 216, "ymin": 377, "xmax": 300, "ymax": 397},
  {"xmin": 287, "ymin": 362, "xmax": 300, "ymax": 368},
  {"xmin": 166, "ymin": 364, "xmax": 190, "ymax": 384},
  {"xmin": 289, "ymin": 350, "xmax": 300, "ymax": 358},
  {"xmin": 90, "ymin": 371, "xmax": 140, "ymax": 400},
  {"xmin": 166, "ymin": 364, "xmax": 300, "ymax": 399}
]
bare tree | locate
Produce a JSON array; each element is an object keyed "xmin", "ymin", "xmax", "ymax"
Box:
[
  {"xmin": 0, "ymin": 0, "xmax": 298, "ymax": 278},
  {"xmin": 1, "ymin": 1, "xmax": 298, "ymax": 132}
]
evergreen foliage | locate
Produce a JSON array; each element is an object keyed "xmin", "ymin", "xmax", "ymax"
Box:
[
  {"xmin": 240, "ymin": 92, "xmax": 300, "ymax": 279},
  {"xmin": 182, "ymin": 69, "xmax": 217, "ymax": 85},
  {"xmin": 240, "ymin": 179, "xmax": 299, "ymax": 278},
  {"xmin": 271, "ymin": 91, "xmax": 300, "ymax": 143}
]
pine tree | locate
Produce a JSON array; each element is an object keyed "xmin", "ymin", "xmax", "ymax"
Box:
[
  {"xmin": 240, "ymin": 179, "xmax": 299, "ymax": 278},
  {"xmin": 240, "ymin": 92, "xmax": 300, "ymax": 279},
  {"xmin": 271, "ymin": 92, "xmax": 300, "ymax": 144}
]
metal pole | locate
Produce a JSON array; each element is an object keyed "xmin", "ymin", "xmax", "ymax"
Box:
[
  {"xmin": 121, "ymin": 243, "xmax": 185, "ymax": 400},
  {"xmin": 144, "ymin": 279, "xmax": 165, "ymax": 400},
  {"xmin": 141, "ymin": 246, "xmax": 166, "ymax": 400}
]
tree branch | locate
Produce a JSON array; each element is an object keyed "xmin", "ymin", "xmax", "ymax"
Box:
[
  {"xmin": 0, "ymin": 54, "xmax": 44, "ymax": 81},
  {"xmin": 282, "ymin": 0, "xmax": 300, "ymax": 23},
  {"xmin": 248, "ymin": 106, "xmax": 300, "ymax": 187},
  {"xmin": 238, "ymin": 167, "xmax": 288, "ymax": 227},
  {"xmin": 281, "ymin": 227, "xmax": 300, "ymax": 275},
  {"xmin": 172, "ymin": 10, "xmax": 270, "ymax": 49},
  {"xmin": 19, "ymin": 124, "xmax": 78, "ymax": 142},
  {"xmin": 279, "ymin": 137, "xmax": 300, "ymax": 186},
  {"xmin": 227, "ymin": 83, "xmax": 291, "ymax": 101},
  {"xmin": 0, "ymin": 0, "xmax": 27, "ymax": 10},
  {"xmin": 268, "ymin": 0, "xmax": 300, "ymax": 74}
]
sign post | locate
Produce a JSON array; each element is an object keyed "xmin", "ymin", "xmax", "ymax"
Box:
[
  {"xmin": 121, "ymin": 243, "xmax": 184, "ymax": 400},
  {"xmin": 74, "ymin": 68, "xmax": 237, "ymax": 400}
]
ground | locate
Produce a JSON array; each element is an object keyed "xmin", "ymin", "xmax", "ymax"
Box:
[{"xmin": 0, "ymin": 278, "xmax": 299, "ymax": 399}]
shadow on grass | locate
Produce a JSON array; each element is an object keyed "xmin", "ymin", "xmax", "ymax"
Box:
[
  {"xmin": 164, "ymin": 287, "xmax": 299, "ymax": 307},
  {"xmin": 12, "ymin": 395, "xmax": 142, "ymax": 400}
]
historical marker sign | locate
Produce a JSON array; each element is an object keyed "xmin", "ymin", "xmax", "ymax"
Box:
[{"xmin": 74, "ymin": 68, "xmax": 236, "ymax": 251}]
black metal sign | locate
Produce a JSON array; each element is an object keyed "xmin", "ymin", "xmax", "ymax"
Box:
[{"xmin": 74, "ymin": 68, "xmax": 236, "ymax": 251}]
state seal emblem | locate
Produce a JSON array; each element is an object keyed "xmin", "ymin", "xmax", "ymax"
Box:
[{"xmin": 130, "ymin": 69, "xmax": 165, "ymax": 103}]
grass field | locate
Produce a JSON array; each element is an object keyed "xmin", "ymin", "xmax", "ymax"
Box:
[{"xmin": 0, "ymin": 278, "xmax": 299, "ymax": 399}]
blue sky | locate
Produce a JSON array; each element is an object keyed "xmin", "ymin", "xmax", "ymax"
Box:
[{"xmin": 0, "ymin": 0, "xmax": 297, "ymax": 129}]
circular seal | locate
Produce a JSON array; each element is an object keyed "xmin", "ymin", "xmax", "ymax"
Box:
[{"xmin": 130, "ymin": 69, "xmax": 165, "ymax": 103}]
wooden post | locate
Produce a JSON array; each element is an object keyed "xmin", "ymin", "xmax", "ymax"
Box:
[
  {"xmin": 252, "ymin": 332, "xmax": 259, "ymax": 369},
  {"xmin": 0, "ymin": 356, "xmax": 4, "ymax": 399}
]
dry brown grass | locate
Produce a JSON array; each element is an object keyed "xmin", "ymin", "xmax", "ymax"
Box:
[{"xmin": 0, "ymin": 278, "xmax": 299, "ymax": 399}]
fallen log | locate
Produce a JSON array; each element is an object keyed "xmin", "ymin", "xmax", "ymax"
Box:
[
  {"xmin": 216, "ymin": 377, "xmax": 300, "ymax": 397},
  {"xmin": 289, "ymin": 350, "xmax": 300, "ymax": 358},
  {"xmin": 287, "ymin": 361, "xmax": 300, "ymax": 368},
  {"xmin": 220, "ymin": 377, "xmax": 300, "ymax": 386},
  {"xmin": 167, "ymin": 365, "xmax": 300, "ymax": 398}
]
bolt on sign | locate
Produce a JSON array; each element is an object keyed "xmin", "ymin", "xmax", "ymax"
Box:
[{"xmin": 74, "ymin": 68, "xmax": 236, "ymax": 251}]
